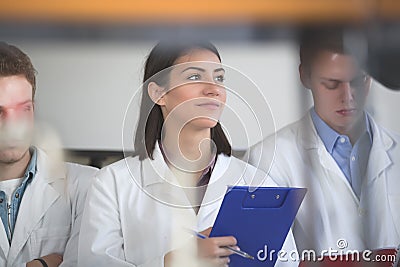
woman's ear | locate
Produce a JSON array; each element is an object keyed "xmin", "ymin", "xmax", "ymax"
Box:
[
  {"xmin": 148, "ymin": 82, "xmax": 166, "ymax": 106},
  {"xmin": 299, "ymin": 64, "xmax": 312, "ymax": 89}
]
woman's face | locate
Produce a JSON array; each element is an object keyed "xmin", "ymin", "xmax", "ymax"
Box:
[{"xmin": 157, "ymin": 49, "xmax": 226, "ymax": 130}]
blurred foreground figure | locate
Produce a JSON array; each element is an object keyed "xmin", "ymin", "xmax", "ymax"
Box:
[{"xmin": 0, "ymin": 42, "xmax": 97, "ymax": 267}]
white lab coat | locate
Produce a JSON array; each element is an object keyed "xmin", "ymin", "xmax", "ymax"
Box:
[
  {"xmin": 248, "ymin": 110, "xmax": 400, "ymax": 254},
  {"xmin": 78, "ymin": 144, "xmax": 299, "ymax": 267},
  {"xmin": 0, "ymin": 148, "xmax": 97, "ymax": 267}
]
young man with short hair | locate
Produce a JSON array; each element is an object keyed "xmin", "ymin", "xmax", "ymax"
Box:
[
  {"xmin": 248, "ymin": 29, "xmax": 400, "ymax": 254},
  {"xmin": 0, "ymin": 42, "xmax": 97, "ymax": 267}
]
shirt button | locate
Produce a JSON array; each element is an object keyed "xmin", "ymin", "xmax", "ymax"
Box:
[
  {"xmin": 0, "ymin": 199, "xmax": 3, "ymax": 203},
  {"xmin": 351, "ymin": 156, "xmax": 356, "ymax": 161},
  {"xmin": 340, "ymin": 137, "xmax": 346, "ymax": 143},
  {"xmin": 15, "ymin": 193, "xmax": 19, "ymax": 198}
]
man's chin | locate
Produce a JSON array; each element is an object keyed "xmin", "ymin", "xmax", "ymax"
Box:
[{"xmin": 0, "ymin": 147, "xmax": 30, "ymax": 164}]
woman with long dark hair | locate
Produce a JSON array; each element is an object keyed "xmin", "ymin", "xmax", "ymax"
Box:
[{"xmin": 79, "ymin": 41, "xmax": 297, "ymax": 267}]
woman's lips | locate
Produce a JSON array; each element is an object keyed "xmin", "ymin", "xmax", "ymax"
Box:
[{"xmin": 196, "ymin": 102, "xmax": 220, "ymax": 110}]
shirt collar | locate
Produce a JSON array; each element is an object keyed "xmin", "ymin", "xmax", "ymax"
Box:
[
  {"xmin": 310, "ymin": 108, "xmax": 373, "ymax": 153},
  {"xmin": 365, "ymin": 113, "xmax": 373, "ymax": 144},
  {"xmin": 22, "ymin": 146, "xmax": 37, "ymax": 183}
]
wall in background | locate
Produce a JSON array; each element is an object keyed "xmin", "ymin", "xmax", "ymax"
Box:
[
  {"xmin": 4, "ymin": 39, "xmax": 400, "ymax": 154},
  {"xmin": 8, "ymin": 39, "xmax": 309, "ymax": 151}
]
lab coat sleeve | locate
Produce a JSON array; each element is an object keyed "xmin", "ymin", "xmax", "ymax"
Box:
[
  {"xmin": 60, "ymin": 164, "xmax": 98, "ymax": 267},
  {"xmin": 248, "ymin": 136, "xmax": 292, "ymax": 187},
  {"xmin": 77, "ymin": 174, "xmax": 166, "ymax": 267},
  {"xmin": 246, "ymin": 136, "xmax": 277, "ymax": 176}
]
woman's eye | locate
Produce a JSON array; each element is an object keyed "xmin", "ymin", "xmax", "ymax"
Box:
[
  {"xmin": 215, "ymin": 75, "xmax": 225, "ymax": 83},
  {"xmin": 187, "ymin": 74, "xmax": 201, "ymax": 81}
]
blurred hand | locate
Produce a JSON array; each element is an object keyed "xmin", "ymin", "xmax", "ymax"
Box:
[
  {"xmin": 197, "ymin": 227, "xmax": 237, "ymax": 267},
  {"xmin": 164, "ymin": 227, "xmax": 237, "ymax": 267},
  {"xmin": 26, "ymin": 253, "xmax": 63, "ymax": 267}
]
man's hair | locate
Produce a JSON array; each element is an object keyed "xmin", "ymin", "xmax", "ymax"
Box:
[
  {"xmin": 0, "ymin": 42, "xmax": 37, "ymax": 98},
  {"xmin": 299, "ymin": 27, "xmax": 348, "ymax": 70}
]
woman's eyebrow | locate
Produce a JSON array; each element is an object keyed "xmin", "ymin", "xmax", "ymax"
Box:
[
  {"xmin": 180, "ymin": 66, "xmax": 225, "ymax": 73},
  {"xmin": 181, "ymin": 66, "xmax": 206, "ymax": 73}
]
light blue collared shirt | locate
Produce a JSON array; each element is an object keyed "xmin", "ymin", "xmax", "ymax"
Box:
[
  {"xmin": 310, "ymin": 109, "xmax": 373, "ymax": 198},
  {"xmin": 0, "ymin": 147, "xmax": 37, "ymax": 243}
]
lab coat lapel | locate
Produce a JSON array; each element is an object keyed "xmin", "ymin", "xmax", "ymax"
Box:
[
  {"xmin": 141, "ymin": 145, "xmax": 194, "ymax": 209},
  {"xmin": 141, "ymin": 145, "xmax": 201, "ymax": 244},
  {"xmin": 197, "ymin": 155, "xmax": 266, "ymax": 229},
  {"xmin": 0, "ymin": 220, "xmax": 9, "ymax": 262},
  {"xmin": 8, "ymin": 150, "xmax": 64, "ymax": 266},
  {"xmin": 197, "ymin": 155, "xmax": 232, "ymax": 227},
  {"xmin": 301, "ymin": 112, "xmax": 359, "ymax": 200},
  {"xmin": 361, "ymin": 117, "xmax": 394, "ymax": 247},
  {"xmin": 301, "ymin": 113, "xmax": 352, "ymax": 183},
  {"xmin": 365, "ymin": 117, "xmax": 393, "ymax": 185}
]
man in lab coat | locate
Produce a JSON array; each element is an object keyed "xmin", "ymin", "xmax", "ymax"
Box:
[
  {"xmin": 248, "ymin": 29, "xmax": 400, "ymax": 256},
  {"xmin": 0, "ymin": 42, "xmax": 97, "ymax": 267}
]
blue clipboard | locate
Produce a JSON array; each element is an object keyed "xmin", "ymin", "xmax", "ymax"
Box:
[{"xmin": 210, "ymin": 186, "xmax": 306, "ymax": 267}]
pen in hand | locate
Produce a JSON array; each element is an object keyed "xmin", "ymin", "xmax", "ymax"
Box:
[{"xmin": 187, "ymin": 229, "xmax": 255, "ymax": 260}]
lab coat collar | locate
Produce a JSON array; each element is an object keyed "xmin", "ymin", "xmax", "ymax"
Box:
[
  {"xmin": 141, "ymin": 143, "xmax": 235, "ymax": 215},
  {"xmin": 300, "ymin": 110, "xmax": 394, "ymax": 185},
  {"xmin": 299, "ymin": 111, "xmax": 361, "ymax": 198},
  {"xmin": 142, "ymin": 143, "xmax": 173, "ymax": 188},
  {"xmin": 310, "ymin": 108, "xmax": 341, "ymax": 153},
  {"xmin": 35, "ymin": 148, "xmax": 67, "ymax": 183},
  {"xmin": 195, "ymin": 155, "xmax": 232, "ymax": 224},
  {"xmin": 298, "ymin": 110, "xmax": 322, "ymax": 150},
  {"xmin": 142, "ymin": 143, "xmax": 230, "ymax": 188},
  {"xmin": 5, "ymin": 149, "xmax": 65, "ymax": 266},
  {"xmin": 141, "ymin": 144, "xmax": 205, "ymax": 209}
]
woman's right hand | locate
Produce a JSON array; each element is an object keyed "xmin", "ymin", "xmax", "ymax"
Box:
[
  {"xmin": 197, "ymin": 227, "xmax": 237, "ymax": 266},
  {"xmin": 164, "ymin": 227, "xmax": 238, "ymax": 267}
]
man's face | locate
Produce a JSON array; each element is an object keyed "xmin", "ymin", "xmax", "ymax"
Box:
[
  {"xmin": 303, "ymin": 50, "xmax": 370, "ymax": 135},
  {"xmin": 0, "ymin": 75, "xmax": 34, "ymax": 164}
]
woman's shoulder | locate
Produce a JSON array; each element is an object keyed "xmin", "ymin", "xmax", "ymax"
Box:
[
  {"xmin": 95, "ymin": 156, "xmax": 141, "ymax": 185},
  {"xmin": 216, "ymin": 154, "xmax": 275, "ymax": 186}
]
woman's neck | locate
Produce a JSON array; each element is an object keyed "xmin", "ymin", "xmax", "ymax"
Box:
[{"xmin": 162, "ymin": 125, "xmax": 214, "ymax": 174}]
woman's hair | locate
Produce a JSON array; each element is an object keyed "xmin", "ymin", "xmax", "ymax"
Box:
[{"xmin": 133, "ymin": 41, "xmax": 231, "ymax": 160}]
